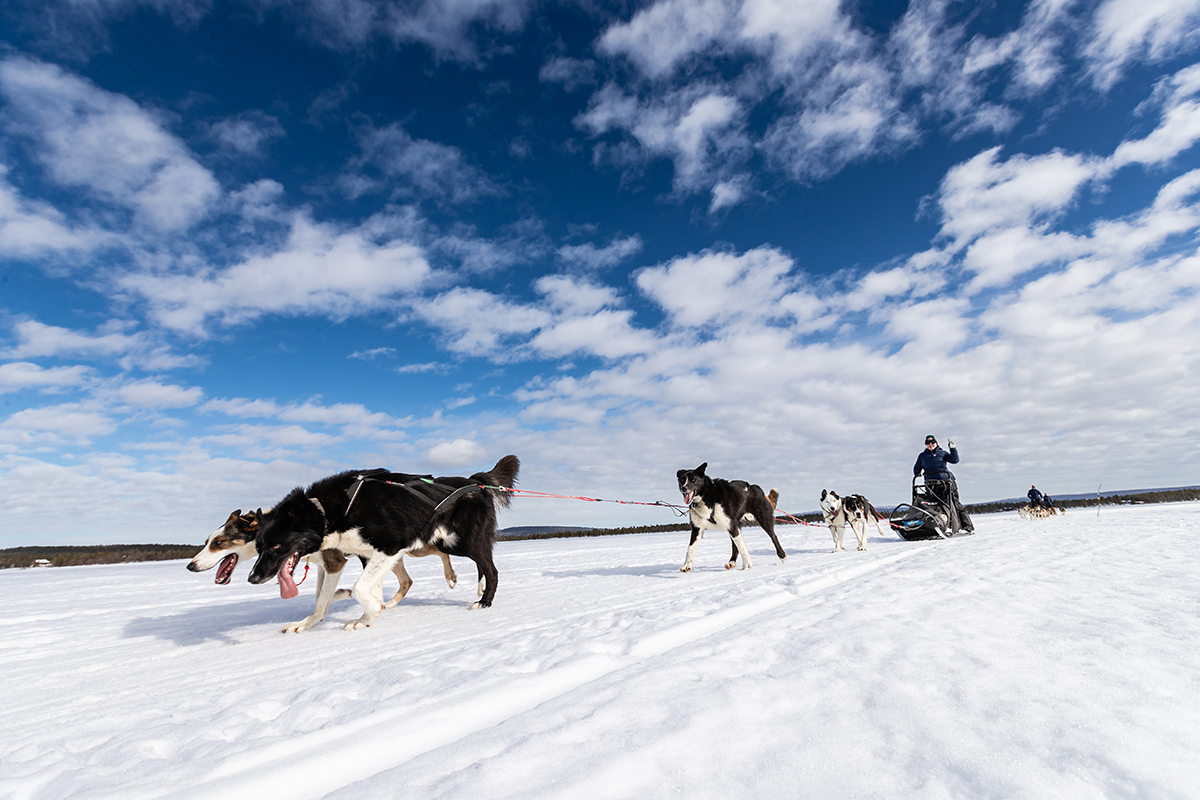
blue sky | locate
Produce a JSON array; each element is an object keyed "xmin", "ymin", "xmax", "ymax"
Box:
[{"xmin": 2, "ymin": 0, "xmax": 1199, "ymax": 545}]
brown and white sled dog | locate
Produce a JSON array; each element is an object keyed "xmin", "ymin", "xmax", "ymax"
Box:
[
  {"xmin": 188, "ymin": 504, "xmax": 458, "ymax": 633},
  {"xmin": 676, "ymin": 462, "xmax": 787, "ymax": 572},
  {"xmin": 820, "ymin": 489, "xmax": 887, "ymax": 552},
  {"xmin": 248, "ymin": 456, "xmax": 518, "ymax": 631}
]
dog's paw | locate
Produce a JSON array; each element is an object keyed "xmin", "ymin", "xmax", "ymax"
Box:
[
  {"xmin": 858, "ymin": 545, "xmax": 867, "ymax": 551},
  {"xmin": 343, "ymin": 617, "xmax": 373, "ymax": 630},
  {"xmin": 281, "ymin": 619, "xmax": 315, "ymax": 634},
  {"xmin": 724, "ymin": 561, "xmax": 736, "ymax": 570},
  {"xmin": 331, "ymin": 589, "xmax": 352, "ymax": 602},
  {"xmin": 680, "ymin": 565, "xmax": 692, "ymax": 573},
  {"xmin": 446, "ymin": 573, "xmax": 457, "ymax": 589},
  {"xmin": 469, "ymin": 599, "xmax": 492, "ymax": 610}
]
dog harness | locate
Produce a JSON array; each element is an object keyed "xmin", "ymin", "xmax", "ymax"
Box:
[{"xmin": 343, "ymin": 475, "xmax": 483, "ymax": 517}]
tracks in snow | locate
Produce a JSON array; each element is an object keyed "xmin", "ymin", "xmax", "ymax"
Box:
[{"xmin": 160, "ymin": 546, "xmax": 922, "ymax": 800}]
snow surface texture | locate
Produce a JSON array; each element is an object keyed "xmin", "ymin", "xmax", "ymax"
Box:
[{"xmin": 2, "ymin": 504, "xmax": 1198, "ymax": 799}]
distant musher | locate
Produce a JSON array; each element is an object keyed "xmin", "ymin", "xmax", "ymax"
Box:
[
  {"xmin": 914, "ymin": 435, "xmax": 974, "ymax": 533},
  {"xmin": 1028, "ymin": 485, "xmax": 1046, "ymax": 509}
]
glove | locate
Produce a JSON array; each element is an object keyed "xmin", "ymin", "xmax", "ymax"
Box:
[{"xmin": 948, "ymin": 439, "xmax": 957, "ymax": 448}]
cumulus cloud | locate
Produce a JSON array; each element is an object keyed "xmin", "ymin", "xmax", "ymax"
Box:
[
  {"xmin": 114, "ymin": 379, "xmax": 204, "ymax": 409},
  {"xmin": 426, "ymin": 437, "xmax": 486, "ymax": 467},
  {"xmin": 117, "ymin": 212, "xmax": 432, "ymax": 334},
  {"xmin": 0, "ymin": 403, "xmax": 116, "ymax": 449},
  {"xmin": 2, "ymin": 319, "xmax": 200, "ymax": 371},
  {"xmin": 0, "ymin": 57, "xmax": 220, "ymax": 232},
  {"xmin": 0, "ymin": 362, "xmax": 90, "ymax": 393},
  {"xmin": 636, "ymin": 246, "xmax": 796, "ymax": 328}
]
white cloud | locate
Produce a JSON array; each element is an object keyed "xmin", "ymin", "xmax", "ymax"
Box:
[
  {"xmin": 114, "ymin": 379, "xmax": 203, "ymax": 409},
  {"xmin": 0, "ymin": 165, "xmax": 111, "ymax": 259},
  {"xmin": 557, "ymin": 235, "xmax": 643, "ymax": 270},
  {"xmin": 118, "ymin": 212, "xmax": 432, "ymax": 334},
  {"xmin": 539, "ymin": 57, "xmax": 597, "ymax": 92},
  {"xmin": 0, "ymin": 403, "xmax": 116, "ymax": 449},
  {"xmin": 635, "ymin": 246, "xmax": 795, "ymax": 328},
  {"xmin": 0, "ymin": 362, "xmax": 90, "ymax": 393},
  {"xmin": 349, "ymin": 347, "xmax": 397, "ymax": 360},
  {"xmin": 201, "ymin": 397, "xmax": 409, "ymax": 429},
  {"xmin": 1085, "ymin": 0, "xmax": 1200, "ymax": 90},
  {"xmin": 208, "ymin": 110, "xmax": 285, "ymax": 157},
  {"xmin": 426, "ymin": 437, "xmax": 486, "ymax": 468},
  {"xmin": 1112, "ymin": 65, "xmax": 1200, "ymax": 168},
  {"xmin": 931, "ymin": 147, "xmax": 1102, "ymax": 251},
  {"xmin": 2, "ymin": 319, "xmax": 200, "ymax": 371},
  {"xmin": 415, "ymin": 287, "xmax": 551, "ymax": 355},
  {"xmin": 579, "ymin": 85, "xmax": 751, "ymax": 198},
  {"xmin": 598, "ymin": 0, "xmax": 733, "ymax": 79},
  {"xmin": 0, "ymin": 57, "xmax": 220, "ymax": 232},
  {"xmin": 344, "ymin": 123, "xmax": 502, "ymax": 205}
]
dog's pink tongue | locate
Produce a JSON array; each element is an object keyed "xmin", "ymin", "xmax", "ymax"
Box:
[
  {"xmin": 277, "ymin": 556, "xmax": 299, "ymax": 600},
  {"xmin": 684, "ymin": 491, "xmax": 694, "ymax": 504}
]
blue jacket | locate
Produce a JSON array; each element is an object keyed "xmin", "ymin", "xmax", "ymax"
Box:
[
  {"xmin": 1028, "ymin": 488, "xmax": 1044, "ymax": 503},
  {"xmin": 914, "ymin": 446, "xmax": 959, "ymax": 480}
]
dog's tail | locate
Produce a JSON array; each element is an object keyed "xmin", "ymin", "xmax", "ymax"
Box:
[{"xmin": 473, "ymin": 454, "xmax": 519, "ymax": 508}]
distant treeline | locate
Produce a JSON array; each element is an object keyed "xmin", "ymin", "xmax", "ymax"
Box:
[
  {"xmin": 5, "ymin": 488, "xmax": 1199, "ymax": 568},
  {"xmin": 0, "ymin": 544, "xmax": 200, "ymax": 570}
]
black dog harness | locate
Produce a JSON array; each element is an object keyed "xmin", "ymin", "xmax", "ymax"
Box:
[{"xmin": 344, "ymin": 475, "xmax": 483, "ymax": 517}]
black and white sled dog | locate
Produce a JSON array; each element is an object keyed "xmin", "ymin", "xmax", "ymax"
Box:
[
  {"xmin": 819, "ymin": 489, "xmax": 887, "ymax": 552},
  {"xmin": 187, "ymin": 503, "xmax": 458, "ymax": 633},
  {"xmin": 248, "ymin": 456, "xmax": 518, "ymax": 631},
  {"xmin": 676, "ymin": 462, "xmax": 787, "ymax": 572}
]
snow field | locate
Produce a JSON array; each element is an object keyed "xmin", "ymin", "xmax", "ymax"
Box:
[{"xmin": 1, "ymin": 503, "xmax": 1198, "ymax": 799}]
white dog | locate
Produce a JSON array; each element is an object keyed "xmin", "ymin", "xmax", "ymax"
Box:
[{"xmin": 820, "ymin": 490, "xmax": 887, "ymax": 552}]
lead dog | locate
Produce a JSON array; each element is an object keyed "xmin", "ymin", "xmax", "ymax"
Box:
[
  {"xmin": 676, "ymin": 462, "xmax": 786, "ymax": 572},
  {"xmin": 188, "ymin": 504, "xmax": 459, "ymax": 632},
  {"xmin": 248, "ymin": 456, "xmax": 518, "ymax": 631},
  {"xmin": 820, "ymin": 489, "xmax": 887, "ymax": 552}
]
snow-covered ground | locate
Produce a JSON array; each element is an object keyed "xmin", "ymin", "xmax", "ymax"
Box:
[{"xmin": 2, "ymin": 503, "xmax": 1198, "ymax": 800}]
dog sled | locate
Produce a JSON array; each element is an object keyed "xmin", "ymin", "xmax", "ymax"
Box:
[{"xmin": 888, "ymin": 476, "xmax": 965, "ymax": 540}]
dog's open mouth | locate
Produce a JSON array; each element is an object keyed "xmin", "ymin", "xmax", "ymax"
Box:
[
  {"xmin": 277, "ymin": 552, "xmax": 300, "ymax": 600},
  {"xmin": 215, "ymin": 553, "xmax": 238, "ymax": 585},
  {"xmin": 683, "ymin": 491, "xmax": 695, "ymax": 504}
]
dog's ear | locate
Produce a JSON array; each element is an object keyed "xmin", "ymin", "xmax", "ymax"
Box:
[
  {"xmin": 697, "ymin": 462, "xmax": 707, "ymax": 475},
  {"xmin": 820, "ymin": 489, "xmax": 827, "ymax": 500},
  {"xmin": 254, "ymin": 508, "xmax": 263, "ymax": 524}
]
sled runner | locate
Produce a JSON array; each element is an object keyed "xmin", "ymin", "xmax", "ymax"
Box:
[{"xmin": 889, "ymin": 476, "xmax": 964, "ymax": 540}]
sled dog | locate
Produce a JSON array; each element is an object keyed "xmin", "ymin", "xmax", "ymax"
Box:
[
  {"xmin": 248, "ymin": 456, "xmax": 518, "ymax": 631},
  {"xmin": 188, "ymin": 502, "xmax": 459, "ymax": 632},
  {"xmin": 676, "ymin": 462, "xmax": 786, "ymax": 572},
  {"xmin": 820, "ymin": 489, "xmax": 887, "ymax": 552}
]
